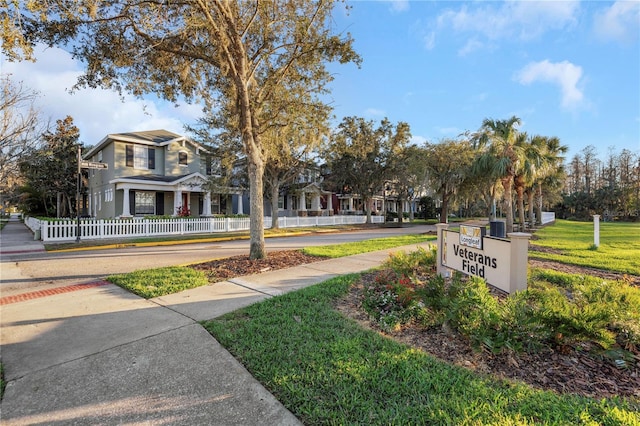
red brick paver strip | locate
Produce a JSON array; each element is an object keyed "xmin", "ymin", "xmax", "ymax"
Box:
[{"xmin": 0, "ymin": 281, "xmax": 112, "ymax": 305}]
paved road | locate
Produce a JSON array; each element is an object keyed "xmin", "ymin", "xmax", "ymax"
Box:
[{"xmin": 1, "ymin": 224, "xmax": 435, "ymax": 296}]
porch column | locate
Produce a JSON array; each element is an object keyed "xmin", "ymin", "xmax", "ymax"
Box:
[
  {"xmin": 326, "ymin": 193, "xmax": 333, "ymax": 212},
  {"xmin": 203, "ymin": 192, "xmax": 212, "ymax": 216},
  {"xmin": 237, "ymin": 193, "xmax": 244, "ymax": 214},
  {"xmin": 122, "ymin": 187, "xmax": 131, "ymax": 217},
  {"xmin": 348, "ymin": 197, "xmax": 353, "ymax": 211},
  {"xmin": 299, "ymin": 192, "xmax": 307, "ymax": 211},
  {"xmin": 174, "ymin": 189, "xmax": 182, "ymax": 216},
  {"xmin": 311, "ymin": 194, "xmax": 321, "ymax": 211}
]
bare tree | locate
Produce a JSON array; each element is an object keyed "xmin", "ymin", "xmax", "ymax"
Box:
[{"xmin": 0, "ymin": 75, "xmax": 48, "ymax": 208}]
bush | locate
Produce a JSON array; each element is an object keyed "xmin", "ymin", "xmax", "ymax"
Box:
[{"xmin": 363, "ymin": 248, "xmax": 640, "ymax": 358}]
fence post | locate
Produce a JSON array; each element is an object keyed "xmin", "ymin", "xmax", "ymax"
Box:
[
  {"xmin": 593, "ymin": 214, "xmax": 600, "ymax": 248},
  {"xmin": 41, "ymin": 221, "xmax": 47, "ymax": 241}
]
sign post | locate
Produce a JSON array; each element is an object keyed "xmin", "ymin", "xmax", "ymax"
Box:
[
  {"xmin": 76, "ymin": 147, "xmax": 81, "ymax": 243},
  {"xmin": 76, "ymin": 157, "xmax": 108, "ymax": 242}
]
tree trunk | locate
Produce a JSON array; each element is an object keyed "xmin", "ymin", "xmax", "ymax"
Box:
[
  {"xmin": 501, "ymin": 177, "xmax": 514, "ymax": 233},
  {"xmin": 364, "ymin": 196, "xmax": 372, "ymax": 224},
  {"xmin": 237, "ymin": 81, "xmax": 265, "ymax": 259},
  {"xmin": 516, "ymin": 187, "xmax": 525, "ymax": 232},
  {"xmin": 270, "ymin": 181, "xmax": 280, "ymax": 230},
  {"xmin": 440, "ymin": 194, "xmax": 449, "ymax": 224},
  {"xmin": 535, "ymin": 183, "xmax": 543, "ymax": 226},
  {"xmin": 527, "ymin": 190, "xmax": 535, "ymax": 228},
  {"xmin": 247, "ymin": 153, "xmax": 265, "ymax": 259}
]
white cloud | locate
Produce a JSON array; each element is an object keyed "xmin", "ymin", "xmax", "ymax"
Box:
[
  {"xmin": 422, "ymin": 31, "xmax": 436, "ymax": 50},
  {"xmin": 593, "ymin": 1, "xmax": 640, "ymax": 43},
  {"xmin": 436, "ymin": 126, "xmax": 461, "ymax": 136},
  {"xmin": 435, "ymin": 0, "xmax": 579, "ymax": 45},
  {"xmin": 2, "ymin": 45, "xmax": 201, "ymax": 146},
  {"xmin": 387, "ymin": 0, "xmax": 410, "ymax": 13},
  {"xmin": 515, "ymin": 59, "xmax": 586, "ymax": 110},
  {"xmin": 364, "ymin": 108, "xmax": 386, "ymax": 117},
  {"xmin": 458, "ymin": 38, "xmax": 485, "ymax": 56},
  {"xmin": 410, "ymin": 135, "xmax": 427, "ymax": 146}
]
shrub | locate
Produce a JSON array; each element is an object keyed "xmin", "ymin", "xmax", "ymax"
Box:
[
  {"xmin": 383, "ymin": 246, "xmax": 436, "ymax": 278},
  {"xmin": 365, "ymin": 248, "xmax": 640, "ymax": 359},
  {"xmin": 362, "ymin": 269, "xmax": 427, "ymax": 332}
]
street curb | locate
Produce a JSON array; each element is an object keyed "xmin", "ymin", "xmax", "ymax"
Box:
[{"xmin": 44, "ymin": 230, "xmax": 333, "ymax": 253}]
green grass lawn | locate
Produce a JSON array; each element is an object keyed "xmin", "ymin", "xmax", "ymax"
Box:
[
  {"xmin": 531, "ymin": 220, "xmax": 640, "ymax": 275},
  {"xmin": 107, "ymin": 223, "xmax": 639, "ymax": 424},
  {"xmin": 303, "ymin": 234, "xmax": 434, "ymax": 258},
  {"xmin": 203, "ymin": 275, "xmax": 639, "ymax": 425},
  {"xmin": 107, "ymin": 234, "xmax": 435, "ymax": 298}
]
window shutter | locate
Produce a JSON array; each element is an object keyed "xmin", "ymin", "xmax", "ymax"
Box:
[
  {"xmin": 126, "ymin": 145, "xmax": 133, "ymax": 167},
  {"xmin": 148, "ymin": 148, "xmax": 155, "ymax": 169}
]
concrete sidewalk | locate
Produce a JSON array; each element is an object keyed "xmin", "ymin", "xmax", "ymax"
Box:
[
  {"xmin": 1, "ymin": 217, "xmax": 430, "ymax": 424},
  {"xmin": 0, "ymin": 215, "xmax": 45, "ymax": 255}
]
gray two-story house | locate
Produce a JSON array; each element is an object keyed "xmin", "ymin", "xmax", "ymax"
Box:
[{"xmin": 83, "ymin": 130, "xmax": 244, "ymax": 219}]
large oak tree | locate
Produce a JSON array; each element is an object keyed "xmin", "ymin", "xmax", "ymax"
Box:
[
  {"xmin": 18, "ymin": 0, "xmax": 359, "ymax": 259},
  {"xmin": 323, "ymin": 117, "xmax": 411, "ymax": 223}
]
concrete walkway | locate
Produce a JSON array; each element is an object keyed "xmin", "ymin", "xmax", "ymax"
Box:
[{"xmin": 0, "ymin": 216, "xmax": 430, "ymax": 424}]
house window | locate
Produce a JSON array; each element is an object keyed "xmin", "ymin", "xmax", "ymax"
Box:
[
  {"xmin": 126, "ymin": 145, "xmax": 155, "ymax": 169},
  {"xmin": 179, "ymin": 151, "xmax": 188, "ymax": 166},
  {"xmin": 97, "ymin": 150, "xmax": 102, "ymax": 162},
  {"xmin": 278, "ymin": 195, "xmax": 284, "ymax": 210},
  {"xmin": 135, "ymin": 191, "xmax": 155, "ymax": 215},
  {"xmin": 202, "ymin": 156, "xmax": 221, "ymax": 176},
  {"xmin": 210, "ymin": 194, "xmax": 220, "ymax": 214}
]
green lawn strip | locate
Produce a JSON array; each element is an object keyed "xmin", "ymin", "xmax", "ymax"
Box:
[
  {"xmin": 302, "ymin": 234, "xmax": 435, "ymax": 258},
  {"xmin": 531, "ymin": 220, "xmax": 640, "ymax": 275},
  {"xmin": 202, "ymin": 275, "xmax": 639, "ymax": 425},
  {"xmin": 106, "ymin": 234, "xmax": 434, "ymax": 298},
  {"xmin": 107, "ymin": 266, "xmax": 209, "ymax": 298},
  {"xmin": 44, "ymin": 224, "xmax": 387, "ymax": 251}
]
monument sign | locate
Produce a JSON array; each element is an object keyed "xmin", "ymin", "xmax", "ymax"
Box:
[{"xmin": 437, "ymin": 223, "xmax": 531, "ymax": 294}]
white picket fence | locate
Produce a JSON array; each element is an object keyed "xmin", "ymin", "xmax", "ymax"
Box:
[{"xmin": 25, "ymin": 215, "xmax": 385, "ymax": 242}]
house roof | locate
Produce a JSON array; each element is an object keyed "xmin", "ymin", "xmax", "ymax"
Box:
[
  {"xmin": 84, "ymin": 129, "xmax": 209, "ymax": 159},
  {"xmin": 118, "ymin": 174, "xmax": 192, "ymax": 183}
]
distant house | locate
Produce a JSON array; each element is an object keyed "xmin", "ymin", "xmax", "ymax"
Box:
[
  {"xmin": 83, "ymin": 129, "xmax": 415, "ymax": 220},
  {"xmin": 83, "ymin": 130, "xmax": 244, "ymax": 219}
]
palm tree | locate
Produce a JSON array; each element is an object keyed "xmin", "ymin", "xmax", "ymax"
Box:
[
  {"xmin": 514, "ymin": 134, "xmax": 546, "ymax": 230},
  {"xmin": 533, "ymin": 136, "xmax": 568, "ymax": 225},
  {"xmin": 471, "ymin": 116, "xmax": 524, "ymax": 234}
]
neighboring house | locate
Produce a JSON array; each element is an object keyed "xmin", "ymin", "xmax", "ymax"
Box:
[
  {"xmin": 268, "ymin": 167, "xmax": 336, "ymax": 217},
  {"xmin": 83, "ymin": 130, "xmax": 244, "ymax": 219}
]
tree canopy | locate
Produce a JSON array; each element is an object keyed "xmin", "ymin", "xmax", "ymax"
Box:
[
  {"xmin": 18, "ymin": 116, "xmax": 80, "ymax": 217},
  {"xmin": 423, "ymin": 139, "xmax": 475, "ymax": 223},
  {"xmin": 19, "ymin": 0, "xmax": 359, "ymax": 258},
  {"xmin": 323, "ymin": 116, "xmax": 411, "ymax": 223}
]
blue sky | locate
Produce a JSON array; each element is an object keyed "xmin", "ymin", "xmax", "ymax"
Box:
[
  {"xmin": 327, "ymin": 0, "xmax": 639, "ymax": 160},
  {"xmin": 3, "ymin": 0, "xmax": 639, "ymax": 162}
]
